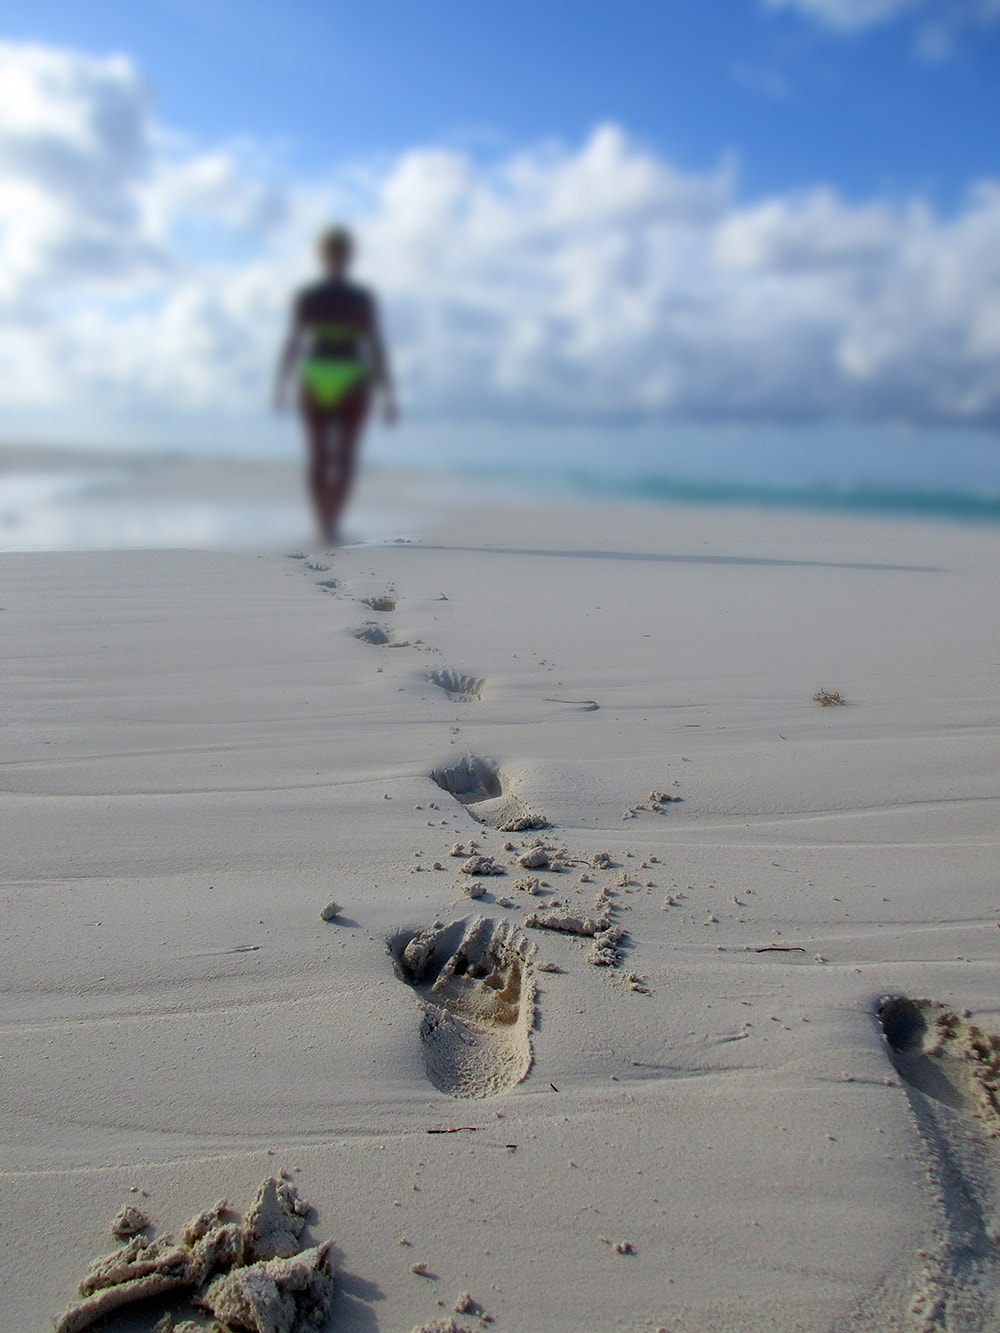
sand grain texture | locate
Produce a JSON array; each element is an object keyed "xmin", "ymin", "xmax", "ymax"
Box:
[{"xmin": 2, "ymin": 498, "xmax": 1000, "ymax": 1331}]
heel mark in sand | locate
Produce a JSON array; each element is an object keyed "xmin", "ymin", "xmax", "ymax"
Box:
[
  {"xmin": 360, "ymin": 594, "xmax": 397, "ymax": 612},
  {"xmin": 390, "ymin": 917, "xmax": 535, "ymax": 1098},
  {"xmin": 430, "ymin": 755, "xmax": 546, "ymax": 831},
  {"xmin": 427, "ymin": 668, "xmax": 486, "ymax": 702}
]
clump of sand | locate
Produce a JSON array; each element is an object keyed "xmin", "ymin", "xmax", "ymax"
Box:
[
  {"xmin": 111, "ymin": 1204, "xmax": 149, "ymax": 1238},
  {"xmin": 523, "ymin": 907, "xmax": 612, "ymax": 936},
  {"xmin": 459, "ymin": 855, "xmax": 503, "ymax": 876},
  {"xmin": 632, "ymin": 791, "xmax": 682, "ymax": 812},
  {"xmin": 243, "ymin": 1176, "xmax": 312, "ymax": 1262},
  {"xmin": 517, "ymin": 847, "xmax": 549, "ymax": 869},
  {"xmin": 587, "ymin": 924, "xmax": 626, "ymax": 967},
  {"xmin": 54, "ymin": 1177, "xmax": 334, "ymax": 1333},
  {"xmin": 496, "ymin": 812, "xmax": 546, "ymax": 832},
  {"xmin": 153, "ymin": 1314, "xmax": 202, "ymax": 1332},
  {"xmin": 196, "ymin": 1244, "xmax": 336, "ymax": 1332},
  {"xmin": 410, "ymin": 1319, "xmax": 476, "ymax": 1333},
  {"xmin": 512, "ymin": 876, "xmax": 541, "ymax": 895}
]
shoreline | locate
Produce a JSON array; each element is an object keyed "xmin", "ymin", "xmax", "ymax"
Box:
[{"xmin": 3, "ymin": 443, "xmax": 1000, "ymax": 558}]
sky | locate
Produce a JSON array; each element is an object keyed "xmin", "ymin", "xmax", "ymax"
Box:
[{"xmin": 0, "ymin": 0, "xmax": 998, "ymax": 481}]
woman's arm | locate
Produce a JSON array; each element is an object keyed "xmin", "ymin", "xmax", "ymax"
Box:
[
  {"xmin": 273, "ymin": 301, "xmax": 304, "ymax": 412},
  {"xmin": 368, "ymin": 296, "xmax": 398, "ymax": 425}
]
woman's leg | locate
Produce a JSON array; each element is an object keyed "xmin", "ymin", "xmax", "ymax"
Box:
[
  {"xmin": 300, "ymin": 386, "xmax": 369, "ymax": 544},
  {"xmin": 323, "ymin": 388, "xmax": 369, "ymax": 539},
  {"xmin": 300, "ymin": 394, "xmax": 334, "ymax": 541}
]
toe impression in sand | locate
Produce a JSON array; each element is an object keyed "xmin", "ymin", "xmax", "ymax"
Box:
[{"xmin": 390, "ymin": 916, "xmax": 536, "ymax": 1099}]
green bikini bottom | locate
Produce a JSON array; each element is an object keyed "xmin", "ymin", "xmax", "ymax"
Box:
[{"xmin": 300, "ymin": 359, "xmax": 368, "ymax": 408}]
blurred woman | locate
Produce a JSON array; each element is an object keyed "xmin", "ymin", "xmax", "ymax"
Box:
[{"xmin": 275, "ymin": 227, "xmax": 396, "ymax": 544}]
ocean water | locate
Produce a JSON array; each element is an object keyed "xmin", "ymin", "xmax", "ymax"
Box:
[
  {"xmin": 381, "ymin": 419, "xmax": 1000, "ymax": 522},
  {"xmin": 2, "ymin": 420, "xmax": 999, "ymax": 551}
]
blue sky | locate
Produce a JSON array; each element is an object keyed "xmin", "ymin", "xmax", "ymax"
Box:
[
  {"xmin": 0, "ymin": 0, "xmax": 998, "ymax": 484},
  {"xmin": 2, "ymin": 0, "xmax": 997, "ymax": 201}
]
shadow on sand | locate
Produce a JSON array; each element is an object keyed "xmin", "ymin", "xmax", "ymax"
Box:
[{"xmin": 418, "ymin": 545, "xmax": 942, "ymax": 575}]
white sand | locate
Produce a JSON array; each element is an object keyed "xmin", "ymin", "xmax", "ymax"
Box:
[{"xmin": 2, "ymin": 494, "xmax": 1000, "ymax": 1332}]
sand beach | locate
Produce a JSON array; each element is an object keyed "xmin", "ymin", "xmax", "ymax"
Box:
[{"xmin": 2, "ymin": 489, "xmax": 1000, "ymax": 1332}]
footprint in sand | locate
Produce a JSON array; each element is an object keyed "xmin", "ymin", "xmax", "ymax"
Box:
[
  {"xmin": 880, "ymin": 996, "xmax": 1000, "ymax": 1132},
  {"xmin": 878, "ymin": 996, "xmax": 1000, "ymax": 1329},
  {"xmin": 359, "ymin": 594, "xmax": 397, "ymax": 612},
  {"xmin": 390, "ymin": 917, "xmax": 535, "ymax": 1098},
  {"xmin": 353, "ymin": 623, "xmax": 410, "ymax": 647},
  {"xmin": 430, "ymin": 754, "xmax": 546, "ymax": 832},
  {"xmin": 426, "ymin": 668, "xmax": 486, "ymax": 702}
]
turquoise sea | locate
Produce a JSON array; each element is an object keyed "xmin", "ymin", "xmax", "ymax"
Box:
[{"xmin": 2, "ymin": 418, "xmax": 999, "ymax": 550}]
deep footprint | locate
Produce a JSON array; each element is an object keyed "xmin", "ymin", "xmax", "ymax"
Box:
[
  {"xmin": 353, "ymin": 623, "xmax": 409, "ymax": 647},
  {"xmin": 880, "ymin": 996, "xmax": 1000, "ymax": 1133},
  {"xmin": 426, "ymin": 668, "xmax": 486, "ymax": 702},
  {"xmin": 878, "ymin": 996, "xmax": 1000, "ymax": 1329},
  {"xmin": 360, "ymin": 594, "xmax": 397, "ymax": 612},
  {"xmin": 430, "ymin": 755, "xmax": 546, "ymax": 831},
  {"xmin": 390, "ymin": 917, "xmax": 535, "ymax": 1098}
]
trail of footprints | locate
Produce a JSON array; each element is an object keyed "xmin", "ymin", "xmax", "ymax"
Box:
[
  {"xmin": 289, "ymin": 554, "xmax": 658, "ymax": 1098},
  {"xmin": 290, "ymin": 552, "xmax": 479, "ymax": 692},
  {"xmin": 389, "ymin": 751, "xmax": 653, "ymax": 1099},
  {"xmin": 294, "ymin": 551, "xmax": 1000, "ymax": 1323}
]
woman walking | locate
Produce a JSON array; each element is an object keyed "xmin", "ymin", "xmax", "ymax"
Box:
[{"xmin": 275, "ymin": 227, "xmax": 396, "ymax": 544}]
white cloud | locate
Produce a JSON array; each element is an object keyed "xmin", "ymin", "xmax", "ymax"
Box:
[
  {"xmin": 1, "ymin": 41, "xmax": 999, "ymax": 436},
  {"xmin": 764, "ymin": 0, "xmax": 1000, "ymax": 47},
  {"xmin": 0, "ymin": 43, "xmax": 163, "ymax": 308},
  {"xmin": 765, "ymin": 0, "xmax": 921, "ymax": 30}
]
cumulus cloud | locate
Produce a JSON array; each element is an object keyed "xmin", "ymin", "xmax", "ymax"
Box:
[
  {"xmin": 1, "ymin": 41, "xmax": 999, "ymax": 434},
  {"xmin": 0, "ymin": 43, "xmax": 161, "ymax": 311},
  {"xmin": 333, "ymin": 129, "xmax": 1000, "ymax": 427},
  {"xmin": 764, "ymin": 0, "xmax": 1000, "ymax": 50},
  {"xmin": 764, "ymin": 0, "xmax": 921, "ymax": 28}
]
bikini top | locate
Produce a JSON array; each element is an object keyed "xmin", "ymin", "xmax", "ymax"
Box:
[
  {"xmin": 307, "ymin": 321, "xmax": 366, "ymax": 357},
  {"xmin": 297, "ymin": 280, "xmax": 374, "ymax": 360}
]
